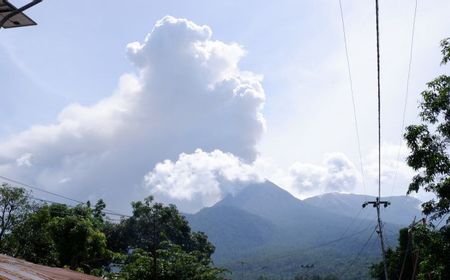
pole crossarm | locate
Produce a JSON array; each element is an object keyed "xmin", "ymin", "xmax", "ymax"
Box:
[{"xmin": 362, "ymin": 197, "xmax": 391, "ymax": 209}]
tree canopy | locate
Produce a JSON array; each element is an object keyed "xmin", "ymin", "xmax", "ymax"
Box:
[
  {"xmin": 404, "ymin": 38, "xmax": 450, "ymax": 220},
  {"xmin": 0, "ymin": 183, "xmax": 30, "ymax": 245},
  {"xmin": 0, "ymin": 184, "xmax": 223, "ymax": 279}
]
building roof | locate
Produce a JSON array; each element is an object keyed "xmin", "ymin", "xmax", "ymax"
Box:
[{"xmin": 0, "ymin": 254, "xmax": 102, "ymax": 280}]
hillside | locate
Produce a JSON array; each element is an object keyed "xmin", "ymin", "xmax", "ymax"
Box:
[
  {"xmin": 303, "ymin": 192, "xmax": 422, "ymax": 226},
  {"xmin": 187, "ymin": 205, "xmax": 278, "ymax": 260},
  {"xmin": 186, "ymin": 181, "xmax": 411, "ymax": 279}
]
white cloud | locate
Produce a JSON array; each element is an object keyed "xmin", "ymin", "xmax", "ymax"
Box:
[
  {"xmin": 16, "ymin": 153, "xmax": 33, "ymax": 167},
  {"xmin": 144, "ymin": 149, "xmax": 263, "ymax": 213},
  {"xmin": 263, "ymin": 143, "xmax": 416, "ymax": 200},
  {"xmin": 273, "ymin": 153, "xmax": 361, "ymax": 199},
  {"xmin": 365, "ymin": 142, "xmax": 415, "ymax": 196},
  {"xmin": 271, "ymin": 143, "xmax": 415, "ymax": 199},
  {"xmin": 0, "ymin": 16, "xmax": 265, "ymax": 211},
  {"xmin": 323, "ymin": 153, "xmax": 360, "ymax": 192}
]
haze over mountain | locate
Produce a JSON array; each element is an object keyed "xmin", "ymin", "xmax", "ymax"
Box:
[
  {"xmin": 187, "ymin": 181, "xmax": 421, "ymax": 279},
  {"xmin": 304, "ymin": 192, "xmax": 423, "ymax": 226}
]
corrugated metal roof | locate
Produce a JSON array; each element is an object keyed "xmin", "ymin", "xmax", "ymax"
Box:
[{"xmin": 0, "ymin": 255, "xmax": 102, "ymax": 280}]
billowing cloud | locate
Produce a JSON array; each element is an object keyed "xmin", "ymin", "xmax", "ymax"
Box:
[
  {"xmin": 365, "ymin": 142, "xmax": 415, "ymax": 195},
  {"xmin": 322, "ymin": 153, "xmax": 359, "ymax": 192},
  {"xmin": 0, "ymin": 16, "xmax": 265, "ymax": 211},
  {"xmin": 144, "ymin": 149, "xmax": 263, "ymax": 213},
  {"xmin": 287, "ymin": 163, "xmax": 326, "ymax": 193},
  {"xmin": 276, "ymin": 153, "xmax": 361, "ymax": 198},
  {"xmin": 16, "ymin": 153, "xmax": 33, "ymax": 167},
  {"xmin": 272, "ymin": 144, "xmax": 415, "ymax": 199}
]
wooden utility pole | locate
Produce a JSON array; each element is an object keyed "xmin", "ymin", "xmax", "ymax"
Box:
[
  {"xmin": 362, "ymin": 197, "xmax": 390, "ymax": 279},
  {"xmin": 151, "ymin": 208, "xmax": 159, "ymax": 280},
  {"xmin": 239, "ymin": 261, "xmax": 246, "ymax": 280}
]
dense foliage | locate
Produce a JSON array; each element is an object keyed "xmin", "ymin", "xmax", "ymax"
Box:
[
  {"xmin": 0, "ymin": 184, "xmax": 223, "ymax": 279},
  {"xmin": 0, "ymin": 183, "xmax": 30, "ymax": 243},
  {"xmin": 404, "ymin": 38, "xmax": 450, "ymax": 220},
  {"xmin": 370, "ymin": 224, "xmax": 450, "ymax": 279}
]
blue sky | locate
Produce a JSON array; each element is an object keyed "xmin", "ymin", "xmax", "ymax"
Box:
[{"xmin": 1, "ymin": 0, "xmax": 449, "ymax": 212}]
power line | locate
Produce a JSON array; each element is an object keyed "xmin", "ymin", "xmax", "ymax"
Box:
[
  {"xmin": 27, "ymin": 196, "xmax": 129, "ymax": 221},
  {"xmin": 301, "ymin": 223, "xmax": 372, "ymax": 251},
  {"xmin": 29, "ymin": 195, "xmax": 75, "ymax": 206},
  {"xmin": 435, "ymin": 214, "xmax": 448, "ymax": 229},
  {"xmin": 338, "ymin": 224, "xmax": 378, "ymax": 279},
  {"xmin": 338, "ymin": 2, "xmax": 392, "ymax": 277},
  {"xmin": 0, "ymin": 174, "xmax": 84, "ymax": 204},
  {"xmin": 238, "ymin": 222, "xmax": 374, "ymax": 265},
  {"xmin": 1, "ymin": 174, "xmax": 131, "ymax": 218},
  {"xmin": 390, "ymin": 0, "xmax": 418, "ymax": 196},
  {"xmin": 336, "ymin": 206, "xmax": 364, "ymax": 239},
  {"xmin": 28, "ymin": 195, "xmax": 130, "ymax": 218},
  {"xmin": 338, "ymin": 0, "xmax": 368, "ymax": 196}
]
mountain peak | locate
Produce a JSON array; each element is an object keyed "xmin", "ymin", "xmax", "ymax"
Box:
[
  {"xmin": 215, "ymin": 180, "xmax": 332, "ymax": 226},
  {"xmin": 218, "ymin": 180, "xmax": 302, "ymax": 205},
  {"xmin": 218, "ymin": 180, "xmax": 300, "ymax": 206}
]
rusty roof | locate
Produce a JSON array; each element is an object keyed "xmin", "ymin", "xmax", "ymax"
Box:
[{"xmin": 0, "ymin": 255, "xmax": 102, "ymax": 280}]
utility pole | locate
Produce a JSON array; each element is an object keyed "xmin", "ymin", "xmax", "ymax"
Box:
[
  {"xmin": 300, "ymin": 264, "xmax": 314, "ymax": 279},
  {"xmin": 410, "ymin": 218, "xmax": 425, "ymax": 280},
  {"xmin": 151, "ymin": 207, "xmax": 159, "ymax": 280},
  {"xmin": 398, "ymin": 217, "xmax": 426, "ymax": 280},
  {"xmin": 362, "ymin": 197, "xmax": 390, "ymax": 279},
  {"xmin": 239, "ymin": 261, "xmax": 246, "ymax": 280},
  {"xmin": 373, "ymin": 0, "xmax": 389, "ymax": 277}
]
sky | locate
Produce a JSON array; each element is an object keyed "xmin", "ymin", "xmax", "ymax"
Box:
[{"xmin": 0, "ymin": 0, "xmax": 449, "ymax": 213}]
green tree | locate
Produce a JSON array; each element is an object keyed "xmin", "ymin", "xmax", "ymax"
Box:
[
  {"xmin": 5, "ymin": 200, "xmax": 112, "ymax": 273},
  {"xmin": 1, "ymin": 190, "xmax": 221, "ymax": 278},
  {"xmin": 404, "ymin": 38, "xmax": 450, "ymax": 220},
  {"xmin": 48, "ymin": 204, "xmax": 112, "ymax": 272},
  {"xmin": 0, "ymin": 183, "xmax": 30, "ymax": 247},
  {"xmin": 105, "ymin": 196, "xmax": 221, "ymax": 280},
  {"xmin": 118, "ymin": 243, "xmax": 224, "ymax": 280},
  {"xmin": 107, "ymin": 196, "xmax": 214, "ymax": 258},
  {"xmin": 370, "ymin": 225, "xmax": 450, "ymax": 279},
  {"xmin": 6, "ymin": 204, "xmax": 57, "ymax": 265},
  {"xmin": 93, "ymin": 199, "xmax": 106, "ymax": 222}
]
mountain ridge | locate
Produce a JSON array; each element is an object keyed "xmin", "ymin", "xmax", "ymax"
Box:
[{"xmin": 186, "ymin": 181, "xmax": 420, "ymax": 279}]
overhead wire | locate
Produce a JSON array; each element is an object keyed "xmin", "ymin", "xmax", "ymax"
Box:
[
  {"xmin": 237, "ymin": 221, "xmax": 375, "ymax": 266},
  {"xmin": 246, "ymin": 3, "xmax": 394, "ymax": 275},
  {"xmin": 335, "ymin": 206, "xmax": 364, "ymax": 240},
  {"xmin": 337, "ymin": 0, "xmax": 374, "ymax": 247},
  {"xmin": 27, "ymin": 196, "xmax": 126, "ymax": 223},
  {"xmin": 338, "ymin": 0, "xmax": 368, "ymax": 197},
  {"xmin": 435, "ymin": 214, "xmax": 449, "ymax": 228},
  {"xmin": 0, "ymin": 174, "xmax": 83, "ymax": 204},
  {"xmin": 338, "ymin": 3, "xmax": 391, "ymax": 277},
  {"xmin": 1, "ymin": 174, "xmax": 131, "ymax": 218},
  {"xmin": 28, "ymin": 195, "xmax": 130, "ymax": 218},
  {"xmin": 390, "ymin": 0, "xmax": 418, "ymax": 196},
  {"xmin": 338, "ymin": 224, "xmax": 378, "ymax": 279}
]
